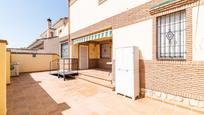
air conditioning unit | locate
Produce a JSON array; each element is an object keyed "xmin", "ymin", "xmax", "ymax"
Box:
[
  {"xmin": 11, "ymin": 62, "xmax": 20, "ymax": 77},
  {"xmin": 115, "ymin": 46, "xmax": 140, "ymax": 100}
]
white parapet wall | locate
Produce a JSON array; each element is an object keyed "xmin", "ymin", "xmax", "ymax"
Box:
[{"xmin": 112, "ymin": 19, "xmax": 153, "ymax": 60}]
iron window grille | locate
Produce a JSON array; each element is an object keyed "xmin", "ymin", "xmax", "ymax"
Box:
[{"xmin": 157, "ymin": 10, "xmax": 186, "ymax": 60}]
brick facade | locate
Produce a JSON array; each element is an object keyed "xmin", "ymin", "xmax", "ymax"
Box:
[
  {"xmin": 140, "ymin": 60, "xmax": 204, "ymax": 100},
  {"xmin": 70, "ymin": 0, "xmax": 204, "ymax": 111},
  {"xmin": 89, "ymin": 58, "xmax": 112, "ymax": 70}
]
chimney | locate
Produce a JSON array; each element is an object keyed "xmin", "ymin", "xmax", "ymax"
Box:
[
  {"xmin": 47, "ymin": 18, "xmax": 52, "ymax": 29},
  {"xmin": 63, "ymin": 17, "xmax": 68, "ymax": 25},
  {"xmin": 47, "ymin": 18, "xmax": 53, "ymax": 38}
]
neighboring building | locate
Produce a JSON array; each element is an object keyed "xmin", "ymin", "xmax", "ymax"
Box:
[
  {"xmin": 27, "ymin": 17, "xmax": 69, "ymax": 58},
  {"xmin": 68, "ymin": 0, "xmax": 204, "ymax": 112}
]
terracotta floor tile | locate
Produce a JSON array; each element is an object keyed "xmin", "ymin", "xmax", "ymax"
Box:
[
  {"xmin": 8, "ymin": 107, "xmax": 30, "ymax": 115},
  {"xmin": 29, "ymin": 109, "xmax": 46, "ymax": 115}
]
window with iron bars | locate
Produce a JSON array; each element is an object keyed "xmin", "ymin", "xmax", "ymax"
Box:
[{"xmin": 157, "ymin": 10, "xmax": 186, "ymax": 60}]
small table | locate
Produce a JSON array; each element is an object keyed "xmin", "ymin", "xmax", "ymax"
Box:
[
  {"xmin": 106, "ymin": 62, "xmax": 113, "ymax": 84},
  {"xmin": 106, "ymin": 62, "xmax": 112, "ymax": 65}
]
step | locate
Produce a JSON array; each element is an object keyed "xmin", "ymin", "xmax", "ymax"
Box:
[
  {"xmin": 79, "ymin": 73, "xmax": 112, "ymax": 82},
  {"xmin": 77, "ymin": 75, "xmax": 114, "ymax": 89}
]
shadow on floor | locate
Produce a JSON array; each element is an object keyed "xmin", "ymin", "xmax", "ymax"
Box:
[
  {"xmin": 50, "ymin": 73, "xmax": 77, "ymax": 81},
  {"xmin": 7, "ymin": 73, "xmax": 70, "ymax": 115}
]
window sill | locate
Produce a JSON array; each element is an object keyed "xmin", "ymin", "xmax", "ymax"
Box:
[
  {"xmin": 61, "ymin": 57, "xmax": 69, "ymax": 59},
  {"xmin": 150, "ymin": 0, "xmax": 198, "ymax": 14},
  {"xmin": 98, "ymin": 0, "xmax": 107, "ymax": 5},
  {"xmin": 100, "ymin": 58, "xmax": 111, "ymax": 59},
  {"xmin": 157, "ymin": 58, "xmax": 186, "ymax": 61}
]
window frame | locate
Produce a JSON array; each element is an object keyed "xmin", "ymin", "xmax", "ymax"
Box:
[
  {"xmin": 156, "ymin": 10, "xmax": 186, "ymax": 60},
  {"xmin": 61, "ymin": 42, "xmax": 69, "ymax": 59},
  {"xmin": 32, "ymin": 53, "xmax": 36, "ymax": 58},
  {"xmin": 100, "ymin": 43, "xmax": 112, "ymax": 59},
  {"xmin": 50, "ymin": 32, "xmax": 54, "ymax": 38}
]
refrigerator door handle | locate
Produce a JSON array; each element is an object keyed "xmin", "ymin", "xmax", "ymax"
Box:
[{"xmin": 118, "ymin": 68, "xmax": 129, "ymax": 72}]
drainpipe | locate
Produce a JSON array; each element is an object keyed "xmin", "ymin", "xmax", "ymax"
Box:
[
  {"xmin": 68, "ymin": 0, "xmax": 72, "ymax": 71},
  {"xmin": 68, "ymin": 0, "xmax": 71, "ymax": 50}
]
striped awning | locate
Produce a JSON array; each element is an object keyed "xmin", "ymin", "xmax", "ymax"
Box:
[{"xmin": 73, "ymin": 29, "xmax": 112, "ymax": 44}]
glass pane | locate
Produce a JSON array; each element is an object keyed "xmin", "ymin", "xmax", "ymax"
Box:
[
  {"xmin": 61, "ymin": 43, "xmax": 68, "ymax": 58},
  {"xmin": 101, "ymin": 43, "xmax": 112, "ymax": 58}
]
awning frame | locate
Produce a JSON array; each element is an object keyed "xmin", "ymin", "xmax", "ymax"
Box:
[{"xmin": 73, "ymin": 29, "xmax": 112, "ymax": 44}]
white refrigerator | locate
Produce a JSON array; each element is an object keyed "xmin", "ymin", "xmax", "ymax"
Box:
[{"xmin": 115, "ymin": 46, "xmax": 140, "ymax": 100}]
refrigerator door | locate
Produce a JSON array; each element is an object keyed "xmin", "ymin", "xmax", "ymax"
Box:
[
  {"xmin": 115, "ymin": 48, "xmax": 125, "ymax": 94},
  {"xmin": 122, "ymin": 47, "xmax": 134, "ymax": 97},
  {"xmin": 115, "ymin": 47, "xmax": 135, "ymax": 97}
]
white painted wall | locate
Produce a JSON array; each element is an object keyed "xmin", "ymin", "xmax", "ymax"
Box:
[
  {"xmin": 70, "ymin": 0, "xmax": 150, "ymax": 33},
  {"xmin": 113, "ymin": 19, "xmax": 153, "ymax": 60},
  {"xmin": 59, "ymin": 23, "xmax": 69, "ymax": 38},
  {"xmin": 38, "ymin": 38, "xmax": 60, "ymax": 55},
  {"xmin": 40, "ymin": 22, "xmax": 68, "ymax": 39},
  {"xmin": 55, "ymin": 26, "xmax": 64, "ymax": 37},
  {"xmin": 193, "ymin": 4, "xmax": 204, "ymax": 61}
]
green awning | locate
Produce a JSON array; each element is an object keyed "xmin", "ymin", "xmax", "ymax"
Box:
[
  {"xmin": 73, "ymin": 29, "xmax": 112, "ymax": 44},
  {"xmin": 151, "ymin": 0, "xmax": 176, "ymax": 9}
]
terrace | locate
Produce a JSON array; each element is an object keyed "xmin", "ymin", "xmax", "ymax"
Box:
[{"xmin": 7, "ymin": 72, "xmax": 203, "ymax": 115}]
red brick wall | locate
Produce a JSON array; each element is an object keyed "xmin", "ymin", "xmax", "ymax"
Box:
[
  {"xmin": 144, "ymin": 6, "xmax": 204, "ymax": 100},
  {"xmin": 89, "ymin": 59, "xmax": 98, "ymax": 69},
  {"xmin": 140, "ymin": 60, "xmax": 204, "ymax": 100},
  {"xmin": 89, "ymin": 58, "xmax": 112, "ymax": 70}
]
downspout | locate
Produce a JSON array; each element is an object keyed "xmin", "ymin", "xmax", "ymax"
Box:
[
  {"xmin": 68, "ymin": 0, "xmax": 71, "ymax": 52},
  {"xmin": 68, "ymin": 0, "xmax": 71, "ymax": 71}
]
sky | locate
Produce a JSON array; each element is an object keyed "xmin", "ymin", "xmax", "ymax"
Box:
[{"xmin": 0, "ymin": 0, "xmax": 68, "ymax": 48}]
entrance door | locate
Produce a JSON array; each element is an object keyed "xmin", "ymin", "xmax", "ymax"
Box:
[{"xmin": 79, "ymin": 45, "xmax": 88, "ymax": 69}]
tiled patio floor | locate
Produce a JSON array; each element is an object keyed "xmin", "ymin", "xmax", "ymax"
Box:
[
  {"xmin": 78, "ymin": 69, "xmax": 112, "ymax": 81},
  {"xmin": 7, "ymin": 72, "xmax": 203, "ymax": 115}
]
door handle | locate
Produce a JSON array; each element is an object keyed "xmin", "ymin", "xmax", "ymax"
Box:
[{"xmin": 118, "ymin": 68, "xmax": 128, "ymax": 72}]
